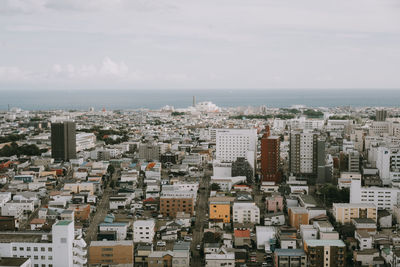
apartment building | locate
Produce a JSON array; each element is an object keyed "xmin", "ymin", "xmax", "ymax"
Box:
[
  {"xmin": 232, "ymin": 202, "xmax": 260, "ymax": 224},
  {"xmin": 261, "ymin": 126, "xmax": 281, "ymax": 183},
  {"xmin": 75, "ymin": 132, "xmax": 96, "ymax": 152},
  {"xmin": 288, "ymin": 207, "xmax": 309, "ymax": 230},
  {"xmin": 303, "ymin": 239, "xmax": 346, "ymax": 267},
  {"xmin": 88, "ymin": 240, "xmax": 133, "ymax": 266},
  {"xmin": 0, "ymin": 220, "xmax": 87, "ymax": 267},
  {"xmin": 289, "ymin": 131, "xmax": 318, "ymax": 176},
  {"xmin": 273, "ymin": 249, "xmax": 307, "ymax": 267},
  {"xmin": 133, "ymin": 219, "xmax": 155, "ymax": 244},
  {"xmin": 332, "ymin": 203, "xmax": 377, "ymax": 224},
  {"xmin": 350, "ymin": 178, "xmax": 400, "ymax": 210}
]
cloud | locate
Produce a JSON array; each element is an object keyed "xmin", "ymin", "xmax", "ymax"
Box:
[{"xmin": 0, "ymin": 57, "xmax": 191, "ymax": 87}]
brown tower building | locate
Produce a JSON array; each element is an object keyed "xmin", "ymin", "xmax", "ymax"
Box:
[{"xmin": 261, "ymin": 126, "xmax": 281, "ymax": 183}]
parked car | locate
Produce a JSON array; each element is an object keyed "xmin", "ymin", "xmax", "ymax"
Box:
[{"xmin": 196, "ymin": 244, "xmax": 201, "ymax": 250}]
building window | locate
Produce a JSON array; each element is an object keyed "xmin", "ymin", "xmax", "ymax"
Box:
[
  {"xmin": 48, "ymin": 247, "xmax": 52, "ymax": 252},
  {"xmin": 41, "ymin": 247, "xmax": 45, "ymax": 251},
  {"xmin": 12, "ymin": 247, "xmax": 16, "ymax": 251}
]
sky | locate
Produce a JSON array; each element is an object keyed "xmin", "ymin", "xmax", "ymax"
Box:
[{"xmin": 0, "ymin": 0, "xmax": 399, "ymax": 90}]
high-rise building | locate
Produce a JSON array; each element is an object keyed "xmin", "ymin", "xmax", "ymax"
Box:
[
  {"xmin": 261, "ymin": 126, "xmax": 281, "ymax": 183},
  {"xmin": 216, "ymin": 128, "xmax": 257, "ymax": 171},
  {"xmin": 376, "ymin": 109, "xmax": 388, "ymax": 121},
  {"xmin": 51, "ymin": 121, "xmax": 76, "ymax": 161},
  {"xmin": 289, "ymin": 130, "xmax": 318, "ymax": 176}
]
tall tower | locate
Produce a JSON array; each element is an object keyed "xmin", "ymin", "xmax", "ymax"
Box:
[
  {"xmin": 51, "ymin": 121, "xmax": 76, "ymax": 161},
  {"xmin": 261, "ymin": 126, "xmax": 281, "ymax": 183},
  {"xmin": 193, "ymin": 96, "xmax": 196, "ymax": 107},
  {"xmin": 289, "ymin": 130, "xmax": 318, "ymax": 177},
  {"xmin": 376, "ymin": 109, "xmax": 387, "ymax": 121}
]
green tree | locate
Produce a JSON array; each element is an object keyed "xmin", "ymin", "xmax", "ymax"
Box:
[{"xmin": 210, "ymin": 183, "xmax": 221, "ymax": 191}]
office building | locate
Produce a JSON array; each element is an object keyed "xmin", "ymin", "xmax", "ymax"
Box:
[
  {"xmin": 160, "ymin": 191, "xmax": 196, "ymax": 218},
  {"xmin": 350, "ymin": 177, "xmax": 400, "ymax": 210},
  {"xmin": 88, "ymin": 240, "xmax": 133, "ymax": 266},
  {"xmin": 139, "ymin": 143, "xmax": 162, "ymax": 161},
  {"xmin": 376, "ymin": 109, "xmax": 388, "ymax": 121},
  {"xmin": 51, "ymin": 121, "xmax": 76, "ymax": 161},
  {"xmin": 215, "ymin": 128, "xmax": 257, "ymax": 171},
  {"xmin": 261, "ymin": 126, "xmax": 281, "ymax": 183}
]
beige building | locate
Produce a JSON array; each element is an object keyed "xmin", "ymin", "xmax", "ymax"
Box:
[
  {"xmin": 88, "ymin": 240, "xmax": 134, "ymax": 266},
  {"xmin": 332, "ymin": 203, "xmax": 377, "ymax": 224},
  {"xmin": 64, "ymin": 182, "xmax": 95, "ymax": 195}
]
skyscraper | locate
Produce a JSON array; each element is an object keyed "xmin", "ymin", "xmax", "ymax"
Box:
[
  {"xmin": 289, "ymin": 130, "xmax": 318, "ymax": 177},
  {"xmin": 51, "ymin": 121, "xmax": 77, "ymax": 161},
  {"xmin": 261, "ymin": 126, "xmax": 281, "ymax": 183},
  {"xmin": 376, "ymin": 109, "xmax": 387, "ymax": 121}
]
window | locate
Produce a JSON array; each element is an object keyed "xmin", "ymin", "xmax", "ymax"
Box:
[
  {"xmin": 49, "ymin": 256, "xmax": 53, "ymax": 260},
  {"xmin": 48, "ymin": 247, "xmax": 52, "ymax": 252},
  {"xmin": 41, "ymin": 256, "xmax": 45, "ymax": 260},
  {"xmin": 41, "ymin": 247, "xmax": 45, "ymax": 251},
  {"xmin": 12, "ymin": 247, "xmax": 17, "ymax": 251},
  {"xmin": 60, "ymin": 238, "xmax": 67, "ymax": 243},
  {"xmin": 34, "ymin": 256, "xmax": 38, "ymax": 260}
]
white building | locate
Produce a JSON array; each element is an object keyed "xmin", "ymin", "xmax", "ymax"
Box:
[
  {"xmin": 98, "ymin": 222, "xmax": 128, "ymax": 240},
  {"xmin": 0, "ymin": 220, "xmax": 87, "ymax": 267},
  {"xmin": 205, "ymin": 250, "xmax": 235, "ymax": 267},
  {"xmin": 76, "ymin": 133, "xmax": 96, "ymax": 152},
  {"xmin": 232, "ymin": 202, "xmax": 260, "ymax": 224},
  {"xmin": 350, "ymin": 178, "xmax": 400, "ymax": 210},
  {"xmin": 210, "ymin": 176, "xmax": 246, "ymax": 191},
  {"xmin": 376, "ymin": 146, "xmax": 400, "ymax": 185},
  {"xmin": 133, "ymin": 219, "xmax": 155, "ymax": 243},
  {"xmin": 256, "ymin": 226, "xmax": 276, "ymax": 251},
  {"xmin": 215, "ymin": 128, "xmax": 257, "ymax": 171}
]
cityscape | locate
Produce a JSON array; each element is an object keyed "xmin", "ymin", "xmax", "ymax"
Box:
[
  {"xmin": 1, "ymin": 101, "xmax": 400, "ymax": 267},
  {"xmin": 1, "ymin": 0, "xmax": 399, "ymax": 266}
]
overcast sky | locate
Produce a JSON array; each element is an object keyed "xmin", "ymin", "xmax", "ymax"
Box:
[{"xmin": 0, "ymin": 0, "xmax": 399, "ymax": 90}]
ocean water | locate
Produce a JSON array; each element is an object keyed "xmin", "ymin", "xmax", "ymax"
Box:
[{"xmin": 0, "ymin": 89, "xmax": 399, "ymax": 111}]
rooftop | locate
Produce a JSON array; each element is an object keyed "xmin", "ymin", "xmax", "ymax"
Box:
[
  {"xmin": 305, "ymin": 239, "xmax": 345, "ymax": 247},
  {"xmin": 55, "ymin": 220, "xmax": 72, "ymax": 226},
  {"xmin": 274, "ymin": 249, "xmax": 306, "ymax": 256}
]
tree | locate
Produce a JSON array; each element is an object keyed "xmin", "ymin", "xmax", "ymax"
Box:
[
  {"xmin": 210, "ymin": 183, "xmax": 221, "ymax": 191},
  {"xmin": 107, "ymin": 165, "xmax": 115, "ymax": 175}
]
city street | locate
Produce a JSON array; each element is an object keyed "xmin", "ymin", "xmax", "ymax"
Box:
[{"xmin": 191, "ymin": 168, "xmax": 211, "ymax": 267}]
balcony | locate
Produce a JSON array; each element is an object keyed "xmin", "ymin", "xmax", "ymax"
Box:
[
  {"xmin": 73, "ymin": 254, "xmax": 87, "ymax": 265},
  {"xmin": 73, "ymin": 246, "xmax": 87, "ymax": 256}
]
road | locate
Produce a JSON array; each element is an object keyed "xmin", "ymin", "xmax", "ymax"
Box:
[
  {"xmin": 191, "ymin": 168, "xmax": 211, "ymax": 267},
  {"xmin": 84, "ymin": 169, "xmax": 118, "ymax": 244}
]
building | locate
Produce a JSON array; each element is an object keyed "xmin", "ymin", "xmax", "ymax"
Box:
[
  {"xmin": 205, "ymin": 250, "xmax": 235, "ymax": 267},
  {"xmin": 350, "ymin": 177, "xmax": 400, "ymax": 210},
  {"xmin": 215, "ymin": 129, "xmax": 257, "ymax": 171},
  {"xmin": 376, "ymin": 146, "xmax": 400, "ymax": 185},
  {"xmin": 332, "ymin": 203, "xmax": 377, "ymax": 224},
  {"xmin": 232, "ymin": 202, "xmax": 260, "ymax": 224},
  {"xmin": 348, "ymin": 150, "xmax": 360, "ymax": 172},
  {"xmin": 51, "ymin": 121, "xmax": 76, "ymax": 161},
  {"xmin": 75, "ymin": 133, "xmax": 96, "ymax": 152},
  {"xmin": 303, "ymin": 239, "xmax": 346, "ymax": 267},
  {"xmin": 289, "ymin": 130, "xmax": 318, "ymax": 176},
  {"xmin": 209, "ymin": 200, "xmax": 231, "ymax": 223},
  {"xmin": 288, "ymin": 207, "xmax": 309, "ymax": 229},
  {"xmin": 0, "ymin": 257, "xmax": 31, "ymax": 267},
  {"xmin": 139, "ymin": 143, "xmax": 162, "ymax": 161},
  {"xmin": 261, "ymin": 126, "xmax": 281, "ymax": 183},
  {"xmin": 88, "ymin": 240, "xmax": 133, "ymax": 266},
  {"xmin": 274, "ymin": 249, "xmax": 307, "ymax": 267},
  {"xmin": 160, "ymin": 191, "xmax": 195, "ymax": 218},
  {"xmin": 376, "ymin": 109, "xmax": 388, "ymax": 121},
  {"xmin": 133, "ymin": 219, "xmax": 155, "ymax": 244},
  {"xmin": 0, "ymin": 220, "xmax": 87, "ymax": 267},
  {"xmin": 148, "ymin": 250, "xmax": 190, "ymax": 267}
]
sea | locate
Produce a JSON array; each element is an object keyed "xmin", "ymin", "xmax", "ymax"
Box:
[{"xmin": 0, "ymin": 89, "xmax": 399, "ymax": 111}]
